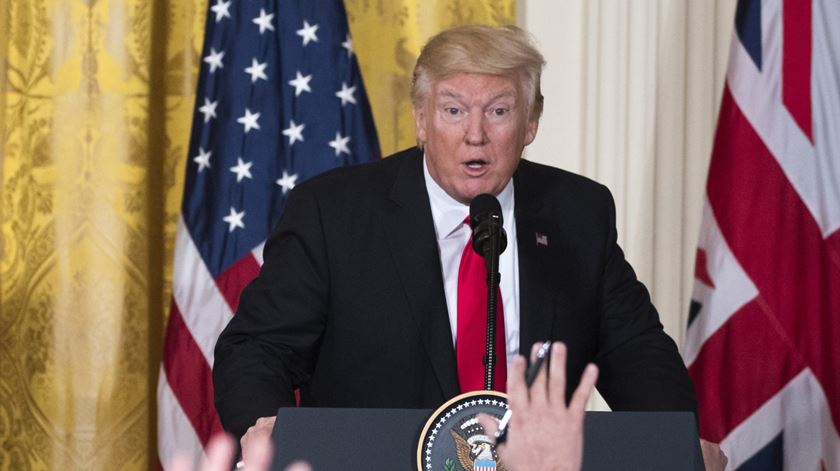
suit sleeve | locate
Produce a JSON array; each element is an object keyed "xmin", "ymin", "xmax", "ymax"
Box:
[
  {"xmin": 213, "ymin": 184, "xmax": 329, "ymax": 439},
  {"xmin": 593, "ymin": 189, "xmax": 698, "ymax": 414}
]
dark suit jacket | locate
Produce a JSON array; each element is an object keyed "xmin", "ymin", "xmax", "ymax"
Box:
[{"xmin": 213, "ymin": 147, "xmax": 697, "ymax": 438}]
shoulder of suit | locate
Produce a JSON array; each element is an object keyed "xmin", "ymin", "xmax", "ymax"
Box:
[{"xmin": 516, "ymin": 159, "xmax": 612, "ymax": 201}]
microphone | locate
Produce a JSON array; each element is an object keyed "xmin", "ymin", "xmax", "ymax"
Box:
[
  {"xmin": 469, "ymin": 194, "xmax": 507, "ymax": 257},
  {"xmin": 469, "ymin": 194, "xmax": 507, "ymax": 391}
]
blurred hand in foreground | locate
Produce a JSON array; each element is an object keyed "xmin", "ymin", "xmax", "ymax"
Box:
[
  {"xmin": 168, "ymin": 431, "xmax": 310, "ymax": 471},
  {"xmin": 478, "ymin": 341, "xmax": 599, "ymax": 471}
]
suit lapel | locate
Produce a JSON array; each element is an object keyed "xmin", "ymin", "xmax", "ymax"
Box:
[{"xmin": 383, "ymin": 150, "xmax": 460, "ymax": 399}]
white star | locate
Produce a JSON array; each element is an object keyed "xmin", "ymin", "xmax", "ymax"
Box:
[
  {"xmin": 203, "ymin": 47, "xmax": 225, "ymax": 73},
  {"xmin": 193, "ymin": 147, "xmax": 211, "ymax": 172},
  {"xmin": 275, "ymin": 170, "xmax": 298, "ymax": 194},
  {"xmin": 244, "ymin": 58, "xmax": 268, "ymax": 83},
  {"xmin": 210, "ymin": 0, "xmax": 231, "ymax": 22},
  {"xmin": 282, "ymin": 120, "xmax": 305, "ymax": 146},
  {"xmin": 229, "ymin": 157, "xmax": 253, "ymax": 183},
  {"xmin": 222, "ymin": 206, "xmax": 245, "ymax": 232},
  {"xmin": 198, "ymin": 97, "xmax": 217, "ymax": 123},
  {"xmin": 328, "ymin": 131, "xmax": 351, "ymax": 156},
  {"xmin": 288, "ymin": 71, "xmax": 312, "ymax": 97},
  {"xmin": 335, "ymin": 82, "xmax": 357, "ymax": 106},
  {"xmin": 237, "ymin": 108, "xmax": 261, "ymax": 133},
  {"xmin": 341, "ymin": 34, "xmax": 354, "ymax": 57},
  {"xmin": 252, "ymin": 8, "xmax": 275, "ymax": 34},
  {"xmin": 296, "ymin": 20, "xmax": 319, "ymax": 46}
]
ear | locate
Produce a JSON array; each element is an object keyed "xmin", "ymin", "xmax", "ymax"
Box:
[
  {"xmin": 523, "ymin": 118, "xmax": 539, "ymax": 146},
  {"xmin": 413, "ymin": 104, "xmax": 428, "ymax": 145}
]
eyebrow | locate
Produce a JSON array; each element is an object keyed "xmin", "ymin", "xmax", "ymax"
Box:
[{"xmin": 436, "ymin": 89, "xmax": 518, "ymax": 102}]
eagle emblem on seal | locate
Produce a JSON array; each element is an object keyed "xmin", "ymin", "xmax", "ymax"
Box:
[{"xmin": 450, "ymin": 416, "xmax": 507, "ymax": 471}]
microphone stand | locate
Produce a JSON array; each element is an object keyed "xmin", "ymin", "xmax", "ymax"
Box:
[{"xmin": 483, "ymin": 213, "xmax": 503, "ymax": 391}]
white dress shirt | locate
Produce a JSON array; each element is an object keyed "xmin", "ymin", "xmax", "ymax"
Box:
[{"xmin": 423, "ymin": 157, "xmax": 521, "ymax": 367}]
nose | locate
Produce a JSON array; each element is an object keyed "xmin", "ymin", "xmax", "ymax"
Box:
[{"xmin": 463, "ymin": 112, "xmax": 488, "ymax": 146}]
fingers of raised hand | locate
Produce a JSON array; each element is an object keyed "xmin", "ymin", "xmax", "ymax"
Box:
[
  {"xmin": 548, "ymin": 342, "xmax": 568, "ymax": 407},
  {"xmin": 284, "ymin": 461, "xmax": 312, "ymax": 471},
  {"xmin": 569, "ymin": 363, "xmax": 598, "ymax": 414},
  {"xmin": 200, "ymin": 434, "xmax": 237, "ymax": 471},
  {"xmin": 506, "ymin": 355, "xmax": 528, "ymax": 410},
  {"xmin": 476, "ymin": 412, "xmax": 500, "ymax": 441}
]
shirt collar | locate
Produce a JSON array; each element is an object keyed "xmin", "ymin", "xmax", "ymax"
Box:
[{"xmin": 423, "ymin": 154, "xmax": 515, "ymax": 240}]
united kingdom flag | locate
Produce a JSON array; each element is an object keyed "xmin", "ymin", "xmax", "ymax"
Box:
[{"xmin": 685, "ymin": 0, "xmax": 840, "ymax": 469}]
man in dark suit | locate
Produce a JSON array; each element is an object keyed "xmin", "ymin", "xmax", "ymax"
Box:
[{"xmin": 213, "ymin": 24, "xmax": 698, "ymax": 451}]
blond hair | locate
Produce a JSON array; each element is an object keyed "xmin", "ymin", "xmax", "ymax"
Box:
[{"xmin": 411, "ymin": 25, "xmax": 546, "ymax": 121}]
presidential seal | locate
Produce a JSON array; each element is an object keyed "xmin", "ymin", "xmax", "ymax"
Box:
[{"xmin": 417, "ymin": 391, "xmax": 509, "ymax": 471}]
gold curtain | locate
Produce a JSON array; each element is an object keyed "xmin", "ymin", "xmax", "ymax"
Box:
[
  {"xmin": 0, "ymin": 0, "xmax": 513, "ymax": 469},
  {"xmin": 0, "ymin": 0, "xmax": 204, "ymax": 468}
]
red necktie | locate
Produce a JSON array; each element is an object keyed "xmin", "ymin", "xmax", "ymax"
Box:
[{"xmin": 457, "ymin": 218, "xmax": 507, "ymax": 392}]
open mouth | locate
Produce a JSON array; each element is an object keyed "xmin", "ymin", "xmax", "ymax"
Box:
[{"xmin": 465, "ymin": 159, "xmax": 488, "ymax": 169}]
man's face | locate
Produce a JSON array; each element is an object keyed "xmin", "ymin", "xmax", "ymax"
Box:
[{"xmin": 413, "ymin": 72, "xmax": 538, "ymax": 205}]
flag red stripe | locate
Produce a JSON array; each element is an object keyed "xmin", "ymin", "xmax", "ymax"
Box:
[
  {"xmin": 214, "ymin": 253, "xmax": 261, "ymax": 313},
  {"xmin": 694, "ymin": 249, "xmax": 715, "ymax": 288},
  {"xmin": 704, "ymin": 86, "xmax": 840, "ymax": 432},
  {"xmin": 162, "ymin": 300, "xmax": 224, "ymax": 445},
  {"xmin": 828, "ymin": 231, "xmax": 840, "ymax": 270},
  {"xmin": 782, "ymin": 0, "xmax": 813, "ymax": 141},
  {"xmin": 688, "ymin": 300, "xmax": 802, "ymax": 442}
]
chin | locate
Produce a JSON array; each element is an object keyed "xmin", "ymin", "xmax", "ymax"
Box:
[
  {"xmin": 452, "ymin": 182, "xmax": 499, "ymax": 204},
  {"xmin": 462, "ymin": 191, "xmax": 489, "ymax": 204},
  {"xmin": 469, "ymin": 186, "xmax": 500, "ymax": 199}
]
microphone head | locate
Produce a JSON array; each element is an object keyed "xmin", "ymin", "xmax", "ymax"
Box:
[
  {"xmin": 469, "ymin": 194, "xmax": 507, "ymax": 256},
  {"xmin": 469, "ymin": 194, "xmax": 502, "ymax": 224}
]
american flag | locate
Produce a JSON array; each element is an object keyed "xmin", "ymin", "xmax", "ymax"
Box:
[
  {"xmin": 156, "ymin": 0, "xmax": 379, "ymax": 466},
  {"xmin": 684, "ymin": 0, "xmax": 839, "ymax": 469}
]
